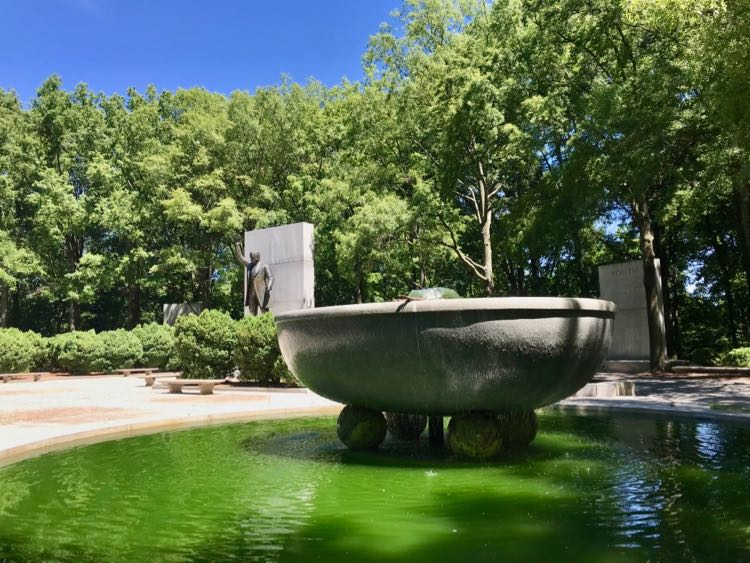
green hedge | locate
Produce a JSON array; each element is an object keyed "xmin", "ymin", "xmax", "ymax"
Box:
[
  {"xmin": 235, "ymin": 313, "xmax": 294, "ymax": 385},
  {"xmin": 133, "ymin": 323, "xmax": 179, "ymax": 370},
  {"xmin": 49, "ymin": 331, "xmax": 102, "ymax": 374},
  {"xmin": 1, "ymin": 310, "xmax": 295, "ymax": 383},
  {"xmin": 94, "ymin": 329, "xmax": 143, "ymax": 373},
  {"xmin": 0, "ymin": 328, "xmax": 48, "ymax": 373},
  {"xmin": 50, "ymin": 331, "xmax": 140, "ymax": 374},
  {"xmin": 174, "ymin": 309, "xmax": 237, "ymax": 378},
  {"xmin": 716, "ymin": 347, "xmax": 750, "ymax": 368}
]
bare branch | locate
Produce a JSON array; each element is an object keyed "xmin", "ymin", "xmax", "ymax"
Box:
[
  {"xmin": 488, "ymin": 183, "xmax": 503, "ymax": 199},
  {"xmin": 438, "ymin": 215, "xmax": 488, "ymax": 281},
  {"xmin": 455, "ymin": 188, "xmax": 481, "ymax": 223}
]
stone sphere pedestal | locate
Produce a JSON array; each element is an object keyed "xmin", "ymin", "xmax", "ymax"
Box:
[
  {"xmin": 445, "ymin": 409, "xmax": 539, "ymax": 458},
  {"xmin": 447, "ymin": 412, "xmax": 503, "ymax": 458},
  {"xmin": 498, "ymin": 409, "xmax": 538, "ymax": 449},
  {"xmin": 337, "ymin": 405, "xmax": 387, "ymax": 450}
]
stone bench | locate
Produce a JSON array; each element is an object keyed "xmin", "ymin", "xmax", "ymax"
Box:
[
  {"xmin": 2, "ymin": 372, "xmax": 47, "ymax": 383},
  {"xmin": 161, "ymin": 378, "xmax": 219, "ymax": 395},
  {"xmin": 116, "ymin": 368, "xmax": 156, "ymax": 377},
  {"xmin": 139, "ymin": 373, "xmax": 174, "ymax": 387}
]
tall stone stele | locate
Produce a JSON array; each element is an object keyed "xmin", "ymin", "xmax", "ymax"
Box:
[
  {"xmin": 238, "ymin": 223, "xmax": 315, "ymax": 316},
  {"xmin": 598, "ymin": 260, "xmax": 666, "ymax": 370}
]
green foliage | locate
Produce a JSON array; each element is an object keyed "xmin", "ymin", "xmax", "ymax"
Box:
[
  {"xmin": 94, "ymin": 329, "xmax": 143, "ymax": 373},
  {"xmin": 132, "ymin": 323, "xmax": 179, "ymax": 370},
  {"xmin": 0, "ymin": 0, "xmax": 749, "ymax": 366},
  {"xmin": 688, "ymin": 347, "xmax": 718, "ymax": 367},
  {"xmin": 716, "ymin": 348, "xmax": 750, "ymax": 368},
  {"xmin": 235, "ymin": 313, "xmax": 293, "ymax": 384},
  {"xmin": 0, "ymin": 328, "xmax": 48, "ymax": 373},
  {"xmin": 173, "ymin": 310, "xmax": 237, "ymax": 378},
  {"xmin": 271, "ymin": 355, "xmax": 295, "ymax": 385},
  {"xmin": 49, "ymin": 331, "xmax": 102, "ymax": 374}
]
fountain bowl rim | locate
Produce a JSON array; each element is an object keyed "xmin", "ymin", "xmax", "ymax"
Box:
[{"xmin": 275, "ymin": 296, "xmax": 615, "ymax": 322}]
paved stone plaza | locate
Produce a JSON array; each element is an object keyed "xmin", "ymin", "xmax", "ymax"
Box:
[{"xmin": 0, "ymin": 376, "xmax": 339, "ymax": 466}]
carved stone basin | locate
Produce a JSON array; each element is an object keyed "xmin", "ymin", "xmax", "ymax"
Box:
[{"xmin": 276, "ymin": 297, "xmax": 615, "ymax": 416}]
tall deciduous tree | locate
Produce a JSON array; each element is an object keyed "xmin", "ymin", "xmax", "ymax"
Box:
[{"xmin": 529, "ymin": 0, "xmax": 708, "ymax": 369}]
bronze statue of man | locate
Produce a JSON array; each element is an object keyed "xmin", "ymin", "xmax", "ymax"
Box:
[{"xmin": 233, "ymin": 242, "xmax": 274, "ymax": 315}]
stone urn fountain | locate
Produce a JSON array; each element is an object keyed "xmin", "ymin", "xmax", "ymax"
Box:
[{"xmin": 276, "ymin": 297, "xmax": 615, "ymax": 457}]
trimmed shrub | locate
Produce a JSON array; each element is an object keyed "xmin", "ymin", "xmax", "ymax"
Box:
[
  {"xmin": 235, "ymin": 313, "xmax": 295, "ymax": 384},
  {"xmin": 50, "ymin": 331, "xmax": 102, "ymax": 374},
  {"xmin": 133, "ymin": 323, "xmax": 179, "ymax": 370},
  {"xmin": 94, "ymin": 329, "xmax": 143, "ymax": 373},
  {"xmin": 716, "ymin": 347, "xmax": 750, "ymax": 368},
  {"xmin": 0, "ymin": 328, "xmax": 48, "ymax": 373},
  {"xmin": 272, "ymin": 355, "xmax": 296, "ymax": 385},
  {"xmin": 174, "ymin": 309, "xmax": 236, "ymax": 378},
  {"xmin": 27, "ymin": 331, "xmax": 50, "ymax": 370}
]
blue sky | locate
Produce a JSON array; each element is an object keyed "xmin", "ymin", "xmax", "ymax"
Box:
[{"xmin": 1, "ymin": 0, "xmax": 399, "ymax": 104}]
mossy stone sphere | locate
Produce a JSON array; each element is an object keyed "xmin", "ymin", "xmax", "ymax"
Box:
[
  {"xmin": 497, "ymin": 409, "xmax": 538, "ymax": 449},
  {"xmin": 447, "ymin": 412, "xmax": 503, "ymax": 458},
  {"xmin": 337, "ymin": 405, "xmax": 387, "ymax": 450},
  {"xmin": 385, "ymin": 412, "xmax": 427, "ymax": 441}
]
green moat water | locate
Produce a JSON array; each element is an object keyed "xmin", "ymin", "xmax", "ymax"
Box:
[{"xmin": 1, "ymin": 412, "xmax": 749, "ymax": 562}]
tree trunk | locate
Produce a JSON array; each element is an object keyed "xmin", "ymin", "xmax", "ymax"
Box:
[
  {"xmin": 632, "ymin": 201, "xmax": 667, "ymax": 371},
  {"xmin": 652, "ymin": 223, "xmax": 677, "ymax": 357},
  {"xmin": 742, "ymin": 302, "xmax": 750, "ymax": 342},
  {"xmin": 714, "ymin": 235, "xmax": 739, "ymax": 348},
  {"xmin": 503, "ymin": 256, "xmax": 516, "ymax": 295},
  {"xmin": 68, "ymin": 301, "xmax": 79, "ymax": 331},
  {"xmin": 481, "ymin": 211, "xmax": 494, "ymax": 295},
  {"xmin": 573, "ymin": 230, "xmax": 589, "ymax": 297},
  {"xmin": 11, "ymin": 289, "xmax": 20, "ymax": 329},
  {"xmin": 0, "ymin": 284, "xmax": 8, "ymax": 328},
  {"xmin": 192, "ymin": 254, "xmax": 214, "ymax": 311},
  {"xmin": 733, "ymin": 184, "xmax": 750, "ymax": 295},
  {"xmin": 65, "ymin": 233, "xmax": 84, "ymax": 331},
  {"xmin": 354, "ymin": 259, "xmax": 364, "ymax": 304},
  {"xmin": 516, "ymin": 262, "xmax": 526, "ymax": 296},
  {"xmin": 127, "ymin": 283, "xmax": 141, "ymax": 329},
  {"xmin": 529, "ymin": 255, "xmax": 544, "ymax": 296},
  {"xmin": 671, "ymin": 280, "xmax": 682, "ymax": 358}
]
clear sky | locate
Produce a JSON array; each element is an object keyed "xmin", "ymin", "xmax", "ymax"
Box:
[{"xmin": 0, "ymin": 0, "xmax": 399, "ymax": 104}]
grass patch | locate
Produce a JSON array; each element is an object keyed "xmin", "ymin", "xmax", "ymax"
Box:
[{"xmin": 709, "ymin": 403, "xmax": 750, "ymax": 413}]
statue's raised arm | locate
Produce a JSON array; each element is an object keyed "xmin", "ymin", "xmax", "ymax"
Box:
[{"xmin": 233, "ymin": 242, "xmax": 251, "ymax": 268}]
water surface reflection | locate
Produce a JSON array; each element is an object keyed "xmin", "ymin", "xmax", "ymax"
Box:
[{"xmin": 0, "ymin": 412, "xmax": 748, "ymax": 561}]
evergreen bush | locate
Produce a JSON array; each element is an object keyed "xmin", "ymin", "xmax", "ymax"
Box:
[
  {"xmin": 716, "ymin": 347, "xmax": 750, "ymax": 368},
  {"xmin": 49, "ymin": 331, "xmax": 102, "ymax": 374},
  {"xmin": 272, "ymin": 355, "xmax": 296, "ymax": 385},
  {"xmin": 235, "ymin": 313, "xmax": 295, "ymax": 384},
  {"xmin": 174, "ymin": 310, "xmax": 236, "ymax": 378},
  {"xmin": 0, "ymin": 328, "xmax": 48, "ymax": 373},
  {"xmin": 133, "ymin": 323, "xmax": 179, "ymax": 370},
  {"xmin": 94, "ymin": 329, "xmax": 143, "ymax": 373}
]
